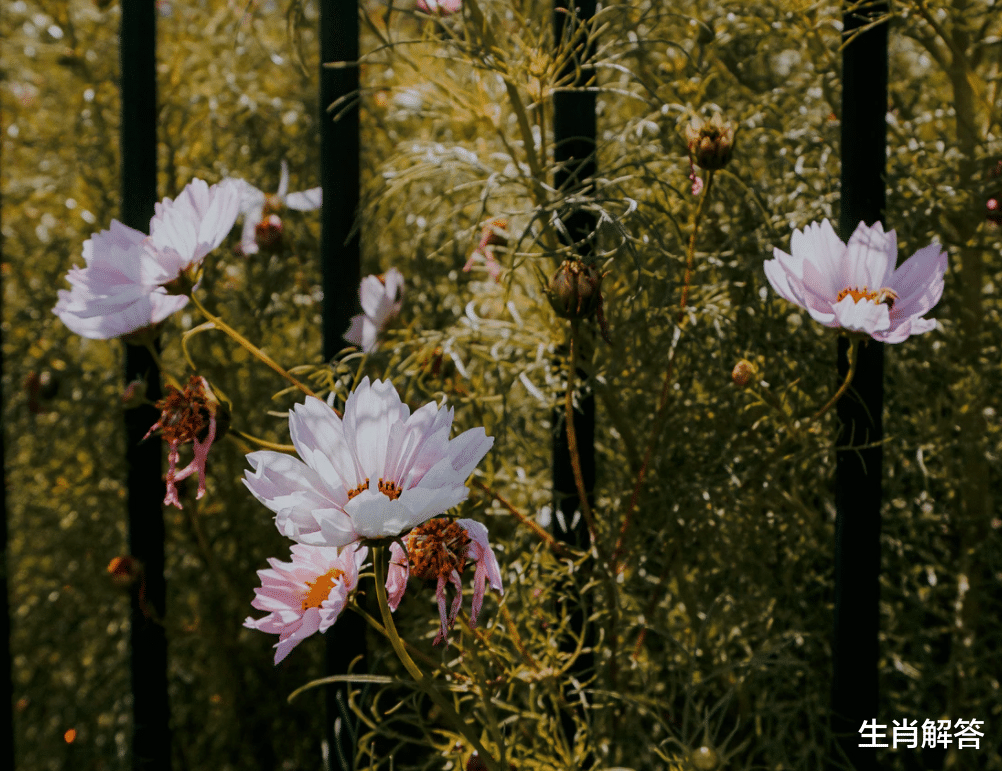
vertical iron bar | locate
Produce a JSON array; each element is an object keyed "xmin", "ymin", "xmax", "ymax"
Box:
[
  {"xmin": 120, "ymin": 2, "xmax": 170, "ymax": 770},
  {"xmin": 1, "ymin": 234, "xmax": 13, "ymax": 770},
  {"xmin": 551, "ymin": 0, "xmax": 597, "ymax": 762},
  {"xmin": 320, "ymin": 2, "xmax": 363, "ymax": 769},
  {"xmin": 831, "ymin": 3, "xmax": 888, "ymax": 770}
]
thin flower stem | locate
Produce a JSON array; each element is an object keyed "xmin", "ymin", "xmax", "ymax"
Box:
[
  {"xmin": 612, "ymin": 173, "xmax": 715, "ymax": 569},
  {"xmin": 188, "ymin": 294, "xmax": 316, "ymax": 398},
  {"xmin": 810, "ymin": 336, "xmax": 861, "ymax": 423},
  {"xmin": 564, "ymin": 322, "xmax": 598, "ymax": 549},
  {"xmin": 677, "ymin": 170, "xmax": 714, "ymax": 323},
  {"xmin": 372, "ymin": 546, "xmax": 499, "ymax": 770},
  {"xmin": 230, "ymin": 429, "xmax": 296, "ymax": 454},
  {"xmin": 471, "ymin": 480, "xmax": 572, "ymax": 558}
]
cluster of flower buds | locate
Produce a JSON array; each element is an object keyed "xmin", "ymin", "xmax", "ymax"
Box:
[{"xmin": 685, "ymin": 113, "xmax": 735, "ymax": 171}]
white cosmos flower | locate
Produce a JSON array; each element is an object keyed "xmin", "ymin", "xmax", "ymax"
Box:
[
  {"xmin": 53, "ymin": 178, "xmax": 240, "ymax": 340},
  {"xmin": 229, "ymin": 160, "xmax": 321, "ymax": 255},
  {"xmin": 243, "ymin": 377, "xmax": 494, "ymax": 548}
]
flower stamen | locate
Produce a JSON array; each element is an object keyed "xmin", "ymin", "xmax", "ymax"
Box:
[
  {"xmin": 347, "ymin": 479, "xmax": 370, "ymax": 500},
  {"xmin": 301, "ymin": 567, "xmax": 345, "ymax": 611},
  {"xmin": 836, "ymin": 285, "xmax": 898, "ymax": 308},
  {"xmin": 378, "ymin": 478, "xmax": 402, "ymax": 501}
]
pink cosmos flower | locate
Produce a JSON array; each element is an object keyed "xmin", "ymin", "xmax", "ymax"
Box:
[
  {"xmin": 387, "ymin": 517, "xmax": 503, "ymax": 645},
  {"xmin": 463, "ymin": 219, "xmax": 507, "ymax": 280},
  {"xmin": 230, "ymin": 160, "xmax": 321, "ymax": 255},
  {"xmin": 344, "ymin": 269, "xmax": 405, "ymax": 353},
  {"xmin": 763, "ymin": 219, "xmax": 947, "ymax": 343},
  {"xmin": 417, "ymin": 0, "xmax": 462, "ymax": 15},
  {"xmin": 244, "ymin": 544, "xmax": 368, "ymax": 664},
  {"xmin": 53, "ymin": 178, "xmax": 240, "ymax": 341},
  {"xmin": 243, "ymin": 377, "xmax": 494, "ymax": 549}
]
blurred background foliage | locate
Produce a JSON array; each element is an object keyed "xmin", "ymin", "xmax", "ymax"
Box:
[{"xmin": 1, "ymin": 0, "xmax": 1001, "ymax": 770}]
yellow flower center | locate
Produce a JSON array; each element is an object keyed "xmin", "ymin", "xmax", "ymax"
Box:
[{"xmin": 301, "ymin": 568, "xmax": 346, "ymax": 611}]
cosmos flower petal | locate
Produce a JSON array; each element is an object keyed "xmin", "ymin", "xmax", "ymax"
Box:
[
  {"xmin": 887, "ymin": 243, "xmax": 947, "ymax": 318},
  {"xmin": 285, "ymin": 187, "xmax": 322, "ymax": 211},
  {"xmin": 832, "ymin": 294, "xmax": 891, "ymax": 334},
  {"xmin": 243, "ymin": 451, "xmax": 354, "ymax": 547},
  {"xmin": 344, "ymin": 270, "xmax": 404, "ymax": 352},
  {"xmin": 844, "ymin": 220, "xmax": 896, "ymax": 290}
]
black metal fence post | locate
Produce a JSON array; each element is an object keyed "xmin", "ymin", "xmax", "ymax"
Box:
[
  {"xmin": 551, "ymin": 0, "xmax": 597, "ymax": 761},
  {"xmin": 830, "ymin": 3, "xmax": 888, "ymax": 770},
  {"xmin": 320, "ymin": 2, "xmax": 364, "ymax": 769},
  {"xmin": 1, "ymin": 236, "xmax": 13, "ymax": 770},
  {"xmin": 120, "ymin": 2, "xmax": 170, "ymax": 770}
]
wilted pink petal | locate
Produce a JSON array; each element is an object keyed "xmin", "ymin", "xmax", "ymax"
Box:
[
  {"xmin": 244, "ymin": 544, "xmax": 368, "ymax": 664},
  {"xmin": 763, "ymin": 219, "xmax": 947, "ymax": 343}
]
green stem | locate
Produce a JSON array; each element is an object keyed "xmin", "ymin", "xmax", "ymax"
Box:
[
  {"xmin": 810, "ymin": 336, "xmax": 860, "ymax": 423},
  {"xmin": 564, "ymin": 323, "xmax": 597, "ymax": 549},
  {"xmin": 188, "ymin": 293, "xmax": 316, "ymax": 398},
  {"xmin": 677, "ymin": 170, "xmax": 714, "ymax": 324},
  {"xmin": 372, "ymin": 546, "xmax": 499, "ymax": 770},
  {"xmin": 612, "ymin": 171, "xmax": 715, "ymax": 568}
]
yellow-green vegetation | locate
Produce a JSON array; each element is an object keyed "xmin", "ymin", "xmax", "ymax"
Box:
[{"xmin": 2, "ymin": 1, "xmax": 1001, "ymax": 770}]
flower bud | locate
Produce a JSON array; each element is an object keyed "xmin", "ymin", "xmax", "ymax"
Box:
[
  {"xmin": 107, "ymin": 555, "xmax": 143, "ymax": 589},
  {"xmin": 121, "ymin": 378, "xmax": 149, "ymax": 409},
  {"xmin": 547, "ymin": 259, "xmax": 603, "ymax": 320},
  {"xmin": 691, "ymin": 745, "xmax": 720, "ymax": 770},
  {"xmin": 685, "ymin": 113, "xmax": 735, "ymax": 171},
  {"xmin": 731, "ymin": 359, "xmax": 756, "ymax": 388}
]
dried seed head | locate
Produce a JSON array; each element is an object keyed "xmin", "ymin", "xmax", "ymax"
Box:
[
  {"xmin": 405, "ymin": 518, "xmax": 471, "ymax": 581},
  {"xmin": 547, "ymin": 259, "xmax": 603, "ymax": 320},
  {"xmin": 685, "ymin": 113, "xmax": 735, "ymax": 171}
]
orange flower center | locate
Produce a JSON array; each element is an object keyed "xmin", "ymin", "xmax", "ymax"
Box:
[
  {"xmin": 302, "ymin": 568, "xmax": 346, "ymax": 611},
  {"xmin": 836, "ymin": 285, "xmax": 898, "ymax": 308}
]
